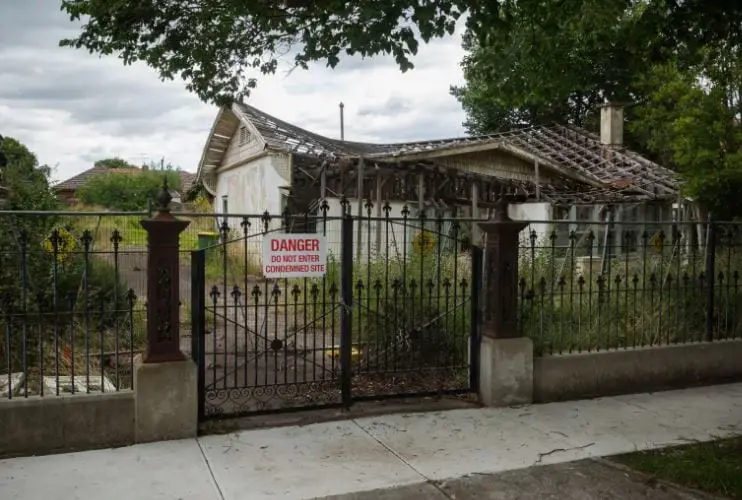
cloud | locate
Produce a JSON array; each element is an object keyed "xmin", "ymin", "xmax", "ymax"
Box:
[{"xmin": 0, "ymin": 0, "xmax": 468, "ymax": 184}]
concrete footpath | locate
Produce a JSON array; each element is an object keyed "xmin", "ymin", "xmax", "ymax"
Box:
[{"xmin": 1, "ymin": 383, "xmax": 740, "ymax": 500}]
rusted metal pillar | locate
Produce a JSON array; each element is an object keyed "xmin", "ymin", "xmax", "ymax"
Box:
[
  {"xmin": 140, "ymin": 180, "xmax": 190, "ymax": 363},
  {"xmin": 478, "ymin": 199, "xmax": 527, "ymax": 339}
]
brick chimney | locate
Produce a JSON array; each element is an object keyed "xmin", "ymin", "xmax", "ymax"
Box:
[{"xmin": 600, "ymin": 103, "xmax": 624, "ymax": 146}]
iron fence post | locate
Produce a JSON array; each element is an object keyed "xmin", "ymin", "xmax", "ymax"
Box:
[
  {"xmin": 705, "ymin": 220, "xmax": 716, "ymax": 342},
  {"xmin": 469, "ymin": 245, "xmax": 483, "ymax": 392},
  {"xmin": 139, "ymin": 181, "xmax": 190, "ymax": 362},
  {"xmin": 340, "ymin": 213, "xmax": 354, "ymax": 408},
  {"xmin": 191, "ymin": 250, "xmax": 206, "ymax": 419}
]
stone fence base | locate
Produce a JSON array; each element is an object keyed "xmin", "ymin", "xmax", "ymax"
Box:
[
  {"xmin": 534, "ymin": 339, "xmax": 742, "ymax": 403},
  {"xmin": 479, "ymin": 337, "xmax": 742, "ymax": 407},
  {"xmin": 1, "ymin": 358, "xmax": 198, "ymax": 458}
]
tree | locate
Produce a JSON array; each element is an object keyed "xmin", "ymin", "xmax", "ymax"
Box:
[
  {"xmin": 77, "ymin": 170, "xmax": 181, "ymax": 211},
  {"xmin": 59, "ymin": 0, "xmax": 742, "ymax": 105},
  {"xmin": 145, "ymin": 158, "xmax": 180, "ymax": 172},
  {"xmin": 0, "ymin": 136, "xmax": 61, "ymax": 316},
  {"xmin": 451, "ymin": 1, "xmax": 664, "ymax": 135},
  {"xmin": 94, "ymin": 157, "xmax": 138, "ymax": 170},
  {"xmin": 0, "ymin": 137, "xmax": 59, "ymax": 212},
  {"xmin": 629, "ymin": 54, "xmax": 742, "ymax": 219},
  {"xmin": 0, "ymin": 138, "xmax": 132, "ymax": 380},
  {"xmin": 450, "ymin": 0, "xmax": 742, "ymax": 217},
  {"xmin": 60, "ymin": 0, "xmax": 463, "ymax": 105}
]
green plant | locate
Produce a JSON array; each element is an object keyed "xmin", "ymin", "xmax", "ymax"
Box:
[
  {"xmin": 0, "ymin": 142, "xmax": 141, "ymax": 389},
  {"xmin": 519, "ymin": 243, "xmax": 742, "ymax": 355},
  {"xmin": 614, "ymin": 438, "xmax": 742, "ymax": 499},
  {"xmin": 77, "ymin": 170, "xmax": 181, "ymax": 211}
]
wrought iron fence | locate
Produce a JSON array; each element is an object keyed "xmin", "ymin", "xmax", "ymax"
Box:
[
  {"xmin": 517, "ymin": 220, "xmax": 742, "ymax": 355},
  {"xmin": 348, "ymin": 207, "xmax": 479, "ymax": 400},
  {"xmin": 192, "ymin": 214, "xmax": 345, "ymax": 416},
  {"xmin": 0, "ymin": 211, "xmax": 146, "ymax": 398},
  {"xmin": 190, "ymin": 203, "xmax": 482, "ymax": 418}
]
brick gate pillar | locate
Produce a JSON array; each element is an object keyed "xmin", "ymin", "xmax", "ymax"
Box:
[
  {"xmin": 134, "ymin": 180, "xmax": 197, "ymax": 442},
  {"xmin": 476, "ymin": 199, "xmax": 533, "ymax": 406}
]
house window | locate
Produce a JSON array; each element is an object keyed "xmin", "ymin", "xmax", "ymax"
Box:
[{"xmin": 238, "ymin": 126, "xmax": 250, "ymax": 145}]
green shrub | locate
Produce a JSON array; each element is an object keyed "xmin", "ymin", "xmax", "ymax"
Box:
[
  {"xmin": 77, "ymin": 170, "xmax": 181, "ymax": 211},
  {"xmin": 0, "ymin": 138, "xmax": 139, "ymax": 385}
]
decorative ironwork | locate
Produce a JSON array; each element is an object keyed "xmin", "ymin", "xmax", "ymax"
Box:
[
  {"xmin": 1, "ymin": 212, "xmax": 144, "ymax": 399},
  {"xmin": 155, "ymin": 261, "xmax": 173, "ymax": 342},
  {"xmin": 155, "ymin": 177, "xmax": 173, "ymax": 213},
  {"xmin": 518, "ymin": 219, "xmax": 742, "ymax": 355},
  {"xmin": 204, "ymin": 381, "xmax": 342, "ymax": 416},
  {"xmin": 190, "ymin": 206, "xmax": 482, "ymax": 420}
]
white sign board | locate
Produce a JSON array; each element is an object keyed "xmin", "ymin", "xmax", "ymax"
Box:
[{"xmin": 262, "ymin": 234, "xmax": 327, "ymax": 278}]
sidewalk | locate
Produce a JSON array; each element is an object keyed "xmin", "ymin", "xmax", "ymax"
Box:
[{"xmin": 1, "ymin": 383, "xmax": 740, "ymax": 500}]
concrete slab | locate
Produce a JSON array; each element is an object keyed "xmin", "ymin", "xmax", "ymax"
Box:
[
  {"xmin": 0, "ymin": 373, "xmax": 25, "ymax": 398},
  {"xmin": 353, "ymin": 407, "xmax": 572, "ymax": 481},
  {"xmin": 198, "ymin": 420, "xmax": 423, "ymax": 500},
  {"xmin": 518, "ymin": 384, "xmax": 742, "ymax": 464},
  {"xmin": 612, "ymin": 383, "xmax": 742, "ymax": 436},
  {"xmin": 316, "ymin": 482, "xmax": 447, "ymax": 500},
  {"xmin": 1, "ymin": 383, "xmax": 740, "ymax": 500},
  {"xmin": 44, "ymin": 375, "xmax": 117, "ymax": 394},
  {"xmin": 0, "ymin": 439, "xmax": 220, "ymax": 500},
  {"xmin": 355, "ymin": 383, "xmax": 742, "ymax": 481}
]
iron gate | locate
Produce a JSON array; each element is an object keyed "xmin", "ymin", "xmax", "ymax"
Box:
[{"xmin": 190, "ymin": 208, "xmax": 482, "ymax": 420}]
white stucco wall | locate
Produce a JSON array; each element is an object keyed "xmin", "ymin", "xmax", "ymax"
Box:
[
  {"xmin": 213, "ymin": 152, "xmax": 291, "ymax": 271},
  {"xmin": 214, "ymin": 154, "xmax": 290, "ymax": 217},
  {"xmin": 322, "ymin": 198, "xmax": 411, "ymax": 261},
  {"xmin": 509, "ymin": 202, "xmax": 552, "ymax": 244}
]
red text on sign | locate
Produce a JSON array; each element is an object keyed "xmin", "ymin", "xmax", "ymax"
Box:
[{"xmin": 270, "ymin": 238, "xmax": 320, "ymax": 252}]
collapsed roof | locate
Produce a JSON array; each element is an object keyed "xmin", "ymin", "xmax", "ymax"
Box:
[{"xmin": 196, "ymin": 102, "xmax": 680, "ymax": 204}]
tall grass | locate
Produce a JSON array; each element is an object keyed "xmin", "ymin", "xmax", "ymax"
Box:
[{"xmin": 519, "ymin": 233, "xmax": 742, "ymax": 355}]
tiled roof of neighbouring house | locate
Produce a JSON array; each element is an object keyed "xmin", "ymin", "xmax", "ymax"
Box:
[{"xmin": 55, "ymin": 167, "xmax": 197, "ymax": 195}]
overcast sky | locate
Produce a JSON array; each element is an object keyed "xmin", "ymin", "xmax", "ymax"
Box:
[{"xmin": 0, "ymin": 0, "xmax": 468, "ymax": 182}]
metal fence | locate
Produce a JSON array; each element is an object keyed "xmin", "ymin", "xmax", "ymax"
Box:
[
  {"xmin": 0, "ymin": 208, "xmax": 341, "ymax": 401},
  {"xmin": 191, "ymin": 205, "xmax": 482, "ymax": 419},
  {"xmin": 9, "ymin": 206, "xmax": 737, "ymax": 400},
  {"xmin": 0, "ymin": 211, "xmax": 147, "ymax": 398},
  {"xmin": 518, "ymin": 220, "xmax": 742, "ymax": 355}
]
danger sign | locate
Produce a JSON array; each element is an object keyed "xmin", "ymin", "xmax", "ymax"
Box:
[{"xmin": 262, "ymin": 234, "xmax": 327, "ymax": 278}]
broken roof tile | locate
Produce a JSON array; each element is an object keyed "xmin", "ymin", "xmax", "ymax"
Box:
[{"xmin": 234, "ymin": 103, "xmax": 679, "ymax": 200}]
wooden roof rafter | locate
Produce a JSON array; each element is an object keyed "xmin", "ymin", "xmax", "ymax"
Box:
[
  {"xmin": 294, "ymin": 155, "xmax": 652, "ymax": 206},
  {"xmin": 197, "ymin": 103, "xmax": 681, "ymax": 203}
]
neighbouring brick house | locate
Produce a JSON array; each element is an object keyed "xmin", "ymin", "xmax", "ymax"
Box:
[{"xmin": 54, "ymin": 166, "xmax": 197, "ymax": 207}]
